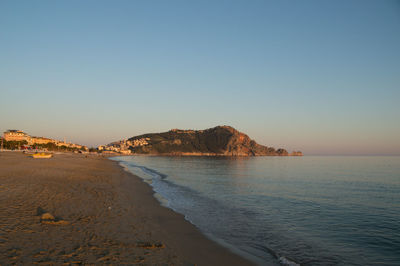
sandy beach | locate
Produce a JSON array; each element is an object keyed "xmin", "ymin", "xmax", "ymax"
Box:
[{"xmin": 0, "ymin": 151, "xmax": 253, "ymax": 265}]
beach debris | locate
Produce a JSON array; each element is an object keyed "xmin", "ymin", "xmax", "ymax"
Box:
[
  {"xmin": 38, "ymin": 209, "xmax": 70, "ymax": 225},
  {"xmin": 41, "ymin": 213, "xmax": 55, "ymax": 221},
  {"xmin": 136, "ymin": 241, "xmax": 165, "ymax": 249}
]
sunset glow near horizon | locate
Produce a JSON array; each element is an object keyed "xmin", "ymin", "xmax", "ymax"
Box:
[{"xmin": 1, "ymin": 0, "xmax": 399, "ymax": 155}]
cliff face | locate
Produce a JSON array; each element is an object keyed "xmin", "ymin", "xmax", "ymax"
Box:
[{"xmin": 125, "ymin": 126, "xmax": 301, "ymax": 156}]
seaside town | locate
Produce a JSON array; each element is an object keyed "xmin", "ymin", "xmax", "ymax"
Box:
[
  {"xmin": 0, "ymin": 129, "xmax": 150, "ymax": 155},
  {"xmin": 98, "ymin": 137, "xmax": 150, "ymax": 154},
  {"xmin": 1, "ymin": 129, "xmax": 87, "ymax": 152}
]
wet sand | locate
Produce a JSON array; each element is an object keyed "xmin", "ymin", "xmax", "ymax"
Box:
[{"xmin": 0, "ymin": 151, "xmax": 253, "ymax": 265}]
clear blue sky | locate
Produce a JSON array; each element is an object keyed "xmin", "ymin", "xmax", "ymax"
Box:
[{"xmin": 1, "ymin": 0, "xmax": 399, "ymax": 155}]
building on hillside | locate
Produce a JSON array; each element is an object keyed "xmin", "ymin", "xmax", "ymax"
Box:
[
  {"xmin": 3, "ymin": 130, "xmax": 29, "ymax": 142},
  {"xmin": 28, "ymin": 136, "xmax": 55, "ymax": 145},
  {"xmin": 56, "ymin": 141, "xmax": 86, "ymax": 150},
  {"xmin": 56, "ymin": 141, "xmax": 69, "ymax": 147},
  {"xmin": 68, "ymin": 143, "xmax": 85, "ymax": 149}
]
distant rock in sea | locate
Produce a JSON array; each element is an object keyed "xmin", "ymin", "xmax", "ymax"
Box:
[{"xmin": 103, "ymin": 125, "xmax": 302, "ymax": 156}]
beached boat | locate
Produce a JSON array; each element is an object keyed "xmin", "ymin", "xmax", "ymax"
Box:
[{"xmin": 31, "ymin": 153, "xmax": 52, "ymax": 159}]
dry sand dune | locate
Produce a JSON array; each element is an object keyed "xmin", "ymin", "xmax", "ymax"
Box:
[{"xmin": 0, "ymin": 152, "xmax": 253, "ymax": 265}]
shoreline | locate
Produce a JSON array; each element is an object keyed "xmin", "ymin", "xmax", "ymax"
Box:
[
  {"xmin": 112, "ymin": 157, "xmax": 265, "ymax": 265},
  {"xmin": 0, "ymin": 151, "xmax": 254, "ymax": 265},
  {"xmin": 105, "ymin": 155, "xmax": 256, "ymax": 265}
]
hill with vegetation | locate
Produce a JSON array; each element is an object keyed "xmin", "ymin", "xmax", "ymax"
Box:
[{"xmin": 122, "ymin": 126, "xmax": 302, "ymax": 156}]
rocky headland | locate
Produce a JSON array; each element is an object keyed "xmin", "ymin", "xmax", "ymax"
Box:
[{"xmin": 102, "ymin": 126, "xmax": 302, "ymax": 156}]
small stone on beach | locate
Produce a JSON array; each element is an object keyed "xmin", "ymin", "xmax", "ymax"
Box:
[
  {"xmin": 41, "ymin": 213, "xmax": 55, "ymax": 221},
  {"xmin": 40, "ymin": 212, "xmax": 69, "ymax": 225}
]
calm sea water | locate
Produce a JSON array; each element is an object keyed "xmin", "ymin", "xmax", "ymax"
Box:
[{"xmin": 111, "ymin": 156, "xmax": 400, "ymax": 266}]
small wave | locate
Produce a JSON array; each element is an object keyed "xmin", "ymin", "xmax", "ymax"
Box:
[
  {"xmin": 254, "ymin": 244, "xmax": 300, "ymax": 266},
  {"xmin": 119, "ymin": 162, "xmax": 131, "ymax": 173},
  {"xmin": 139, "ymin": 165, "xmax": 168, "ymax": 179},
  {"xmin": 119, "ymin": 160, "xmax": 167, "ymax": 180},
  {"xmin": 153, "ymin": 192, "xmax": 169, "ymax": 207},
  {"xmin": 278, "ymin": 256, "xmax": 300, "ymax": 266}
]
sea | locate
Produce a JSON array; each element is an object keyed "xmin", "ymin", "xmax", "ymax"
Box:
[{"xmin": 110, "ymin": 156, "xmax": 400, "ymax": 266}]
